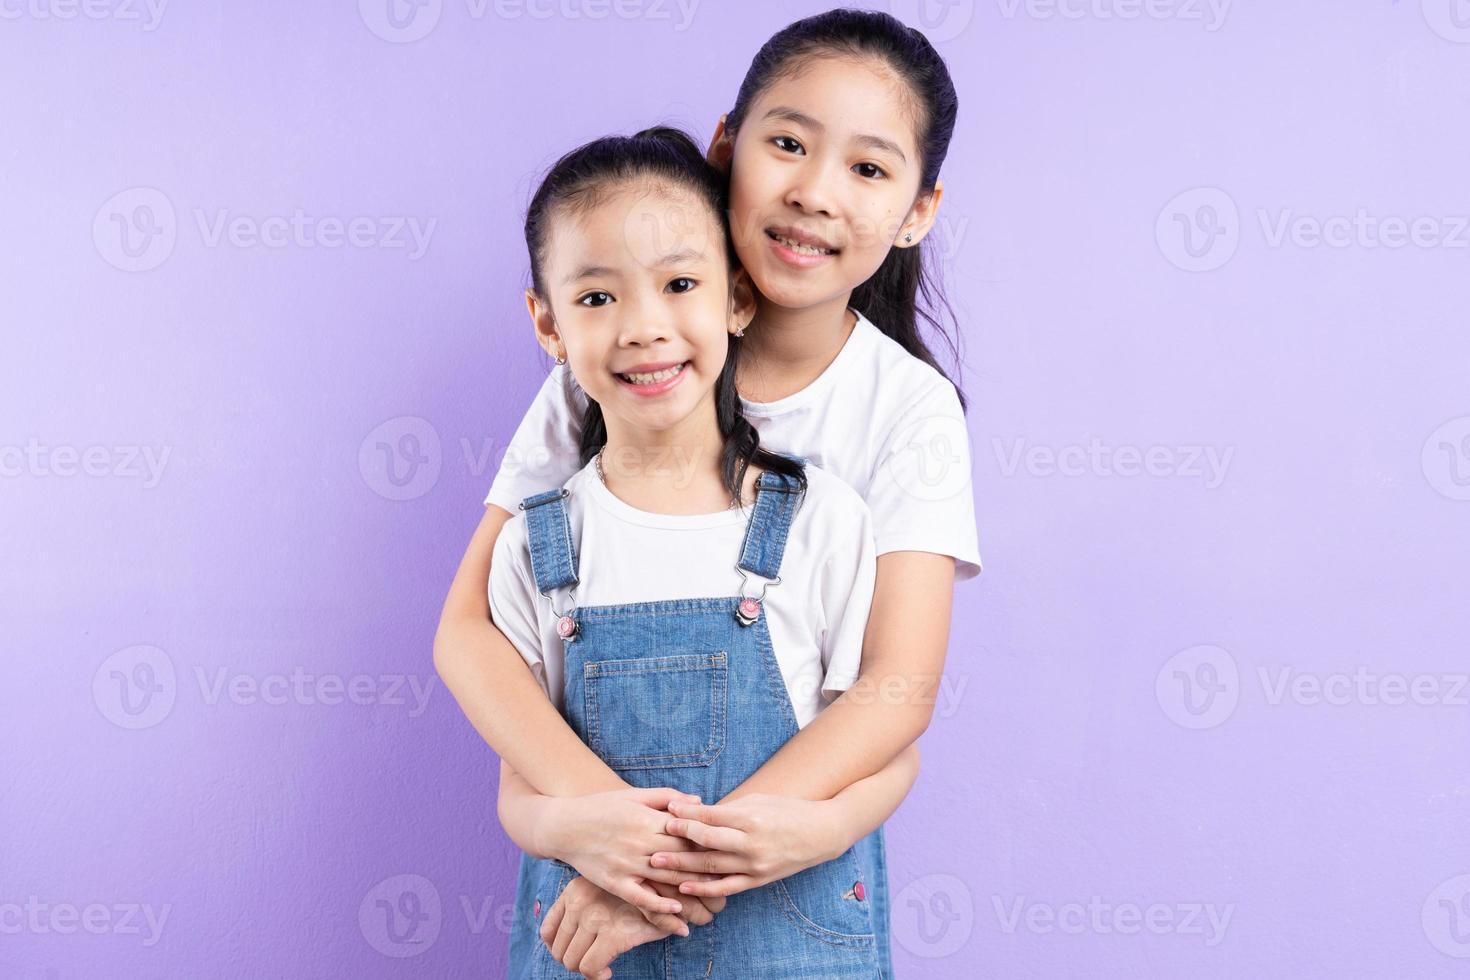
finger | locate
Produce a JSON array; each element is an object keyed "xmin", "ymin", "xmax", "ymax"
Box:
[
  {"xmin": 680, "ymin": 895, "xmax": 714, "ymax": 926},
  {"xmin": 584, "ymin": 935, "xmax": 620, "ymax": 980},
  {"xmin": 628, "ymin": 787, "xmax": 703, "ymax": 809},
  {"xmin": 659, "ymin": 820, "xmax": 750, "ymax": 858},
  {"xmin": 550, "ymin": 906, "xmax": 579, "ymax": 963},
  {"xmin": 562, "ymin": 927, "xmax": 597, "ymax": 976},
  {"xmin": 540, "ymin": 895, "xmax": 566, "ymax": 946},
  {"xmin": 636, "ymin": 903, "xmax": 690, "ymax": 937},
  {"xmin": 650, "ymin": 849, "xmax": 750, "ymax": 876},
  {"xmin": 607, "ymin": 877, "xmax": 683, "ymax": 916},
  {"xmin": 638, "ymin": 864, "xmax": 726, "ymax": 887},
  {"xmin": 677, "ymin": 873, "xmax": 757, "ymax": 898},
  {"xmin": 665, "ymin": 799, "xmax": 752, "ymax": 830}
]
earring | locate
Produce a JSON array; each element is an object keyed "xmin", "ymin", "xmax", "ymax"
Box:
[
  {"xmin": 904, "ymin": 233, "xmax": 913, "ymax": 243},
  {"xmin": 554, "ymin": 349, "xmax": 566, "ymax": 364},
  {"xmin": 734, "ymin": 327, "xmax": 745, "ymax": 337}
]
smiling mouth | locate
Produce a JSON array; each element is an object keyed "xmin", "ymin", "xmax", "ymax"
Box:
[
  {"xmin": 766, "ymin": 230, "xmax": 838, "ymax": 256},
  {"xmin": 616, "ymin": 362, "xmax": 689, "ymax": 385}
]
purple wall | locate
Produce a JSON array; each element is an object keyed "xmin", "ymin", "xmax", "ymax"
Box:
[{"xmin": 4, "ymin": 1, "xmax": 1469, "ymax": 976}]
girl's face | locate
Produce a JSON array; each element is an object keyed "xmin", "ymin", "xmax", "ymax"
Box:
[
  {"xmin": 724, "ymin": 55, "xmax": 940, "ymax": 312},
  {"xmin": 528, "ymin": 181, "xmax": 752, "ymax": 439}
]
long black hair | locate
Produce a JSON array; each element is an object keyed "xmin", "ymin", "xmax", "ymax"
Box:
[
  {"xmin": 523, "ymin": 125, "xmax": 807, "ymax": 502},
  {"xmin": 722, "ymin": 8, "xmax": 967, "ymax": 411}
]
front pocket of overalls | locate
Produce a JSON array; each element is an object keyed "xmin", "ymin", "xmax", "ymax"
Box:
[
  {"xmin": 770, "ymin": 846, "xmax": 877, "ymax": 945},
  {"xmin": 583, "ymin": 652, "xmax": 727, "ymax": 770}
]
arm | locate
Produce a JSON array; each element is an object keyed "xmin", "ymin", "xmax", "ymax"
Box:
[
  {"xmin": 433, "ymin": 503, "xmax": 625, "ymax": 796},
  {"xmin": 722, "ymin": 551, "xmax": 955, "ymax": 803}
]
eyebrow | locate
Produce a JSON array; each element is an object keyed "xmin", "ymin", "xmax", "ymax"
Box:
[
  {"xmin": 761, "ymin": 106, "xmax": 908, "ymax": 164},
  {"xmin": 563, "ymin": 249, "xmax": 708, "ymax": 285}
]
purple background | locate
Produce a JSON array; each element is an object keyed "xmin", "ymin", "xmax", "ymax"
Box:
[{"xmin": 5, "ymin": 0, "xmax": 1470, "ymax": 976}]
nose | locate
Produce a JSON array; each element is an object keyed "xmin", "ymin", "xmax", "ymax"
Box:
[
  {"xmin": 783, "ymin": 154, "xmax": 842, "ymax": 218},
  {"xmin": 616, "ymin": 291, "xmax": 674, "ymax": 348}
]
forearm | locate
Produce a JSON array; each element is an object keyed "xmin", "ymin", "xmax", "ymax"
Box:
[
  {"xmin": 434, "ymin": 505, "xmax": 625, "ymax": 796},
  {"xmin": 722, "ymin": 552, "xmax": 954, "ymax": 803},
  {"xmin": 497, "ymin": 760, "xmax": 569, "ymax": 859},
  {"xmin": 824, "ymin": 743, "xmax": 919, "ymax": 852}
]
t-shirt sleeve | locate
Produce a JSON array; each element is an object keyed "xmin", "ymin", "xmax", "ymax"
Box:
[
  {"xmin": 816, "ymin": 491, "xmax": 878, "ymax": 698},
  {"xmin": 864, "ymin": 378, "xmax": 983, "ymax": 581},
  {"xmin": 484, "ymin": 364, "xmax": 587, "ymax": 514},
  {"xmin": 487, "ymin": 519, "xmax": 551, "ymax": 699}
]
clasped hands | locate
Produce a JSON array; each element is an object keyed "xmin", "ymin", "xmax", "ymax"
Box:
[{"xmin": 535, "ymin": 787, "xmax": 844, "ymax": 979}]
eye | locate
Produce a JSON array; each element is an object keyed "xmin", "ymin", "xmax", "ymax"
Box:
[
  {"xmin": 853, "ymin": 162, "xmax": 887, "ymax": 180},
  {"xmin": 577, "ymin": 291, "xmax": 613, "ymax": 307},
  {"xmin": 666, "ymin": 277, "xmax": 698, "ymax": 294},
  {"xmin": 772, "ymin": 136, "xmax": 805, "ymax": 155}
]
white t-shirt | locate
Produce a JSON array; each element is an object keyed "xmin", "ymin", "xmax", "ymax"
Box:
[
  {"xmin": 485, "ymin": 309, "xmax": 982, "ymax": 581},
  {"xmin": 488, "ymin": 462, "xmax": 877, "ymax": 730}
]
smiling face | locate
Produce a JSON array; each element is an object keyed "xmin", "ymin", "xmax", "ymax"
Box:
[
  {"xmin": 725, "ymin": 54, "xmax": 935, "ymax": 313},
  {"xmin": 529, "ymin": 179, "xmax": 749, "ymax": 440}
]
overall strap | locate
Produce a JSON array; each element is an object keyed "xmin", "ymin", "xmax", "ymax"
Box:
[
  {"xmin": 737, "ymin": 470, "xmax": 805, "ymax": 581},
  {"xmin": 519, "ymin": 488, "xmax": 580, "ymax": 594}
]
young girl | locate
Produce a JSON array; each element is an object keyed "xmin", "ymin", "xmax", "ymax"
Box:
[
  {"xmin": 436, "ymin": 7, "xmax": 980, "ymax": 977},
  {"xmin": 490, "ymin": 127, "xmax": 912, "ymax": 978}
]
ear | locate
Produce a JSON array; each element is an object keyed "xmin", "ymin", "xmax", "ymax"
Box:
[
  {"xmin": 896, "ymin": 178, "xmax": 945, "ymax": 249},
  {"xmin": 728, "ymin": 267, "xmax": 757, "ymax": 335},
  {"xmin": 525, "ymin": 288, "xmax": 563, "ymax": 362},
  {"xmin": 707, "ymin": 113, "xmax": 734, "ymax": 175}
]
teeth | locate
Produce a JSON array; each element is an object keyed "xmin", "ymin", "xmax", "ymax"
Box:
[
  {"xmin": 772, "ymin": 233, "xmax": 833, "ymax": 256},
  {"xmin": 621, "ymin": 363, "xmax": 684, "ymax": 385}
]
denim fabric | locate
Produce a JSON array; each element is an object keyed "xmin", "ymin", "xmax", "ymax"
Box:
[{"xmin": 507, "ymin": 471, "xmax": 891, "ymax": 979}]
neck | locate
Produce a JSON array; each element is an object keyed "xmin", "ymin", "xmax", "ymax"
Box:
[
  {"xmin": 598, "ymin": 401, "xmax": 732, "ymax": 515},
  {"xmin": 737, "ymin": 294, "xmax": 857, "ymax": 403}
]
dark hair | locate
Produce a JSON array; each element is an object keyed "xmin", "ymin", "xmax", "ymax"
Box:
[
  {"xmin": 523, "ymin": 125, "xmax": 807, "ymax": 502},
  {"xmin": 723, "ymin": 8, "xmax": 967, "ymax": 411}
]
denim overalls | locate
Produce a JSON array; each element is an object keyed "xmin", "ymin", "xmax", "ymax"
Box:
[{"xmin": 505, "ymin": 469, "xmax": 892, "ymax": 979}]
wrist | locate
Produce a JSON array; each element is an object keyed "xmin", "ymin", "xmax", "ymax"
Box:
[
  {"xmin": 533, "ymin": 795, "xmax": 577, "ymax": 861},
  {"xmin": 814, "ymin": 799, "xmax": 853, "ymax": 864}
]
